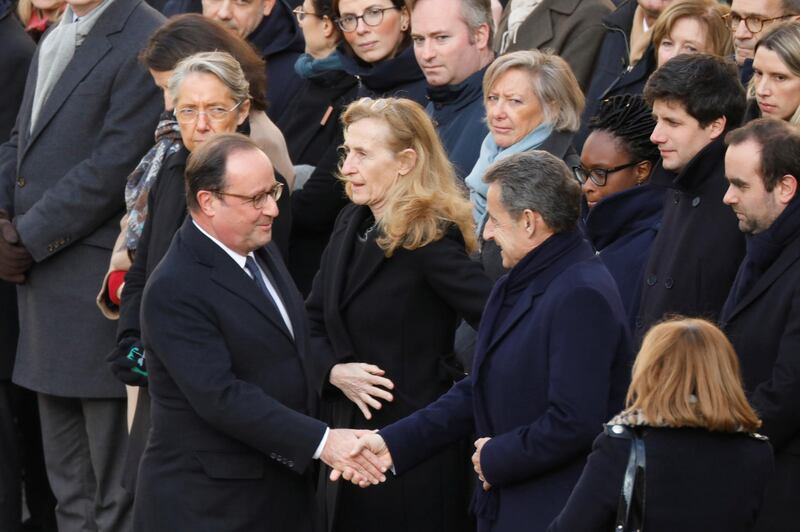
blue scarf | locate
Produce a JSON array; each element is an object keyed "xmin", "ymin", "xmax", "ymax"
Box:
[
  {"xmin": 465, "ymin": 122, "xmax": 553, "ymax": 234},
  {"xmin": 294, "ymin": 50, "xmax": 346, "ymax": 79}
]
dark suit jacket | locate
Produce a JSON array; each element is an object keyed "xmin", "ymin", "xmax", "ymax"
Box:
[
  {"xmin": 722, "ymin": 227, "xmax": 800, "ymax": 530},
  {"xmin": 380, "ymin": 232, "xmax": 632, "ymax": 532},
  {"xmin": 0, "ymin": 0, "xmax": 164, "ymax": 397},
  {"xmin": 134, "ymin": 219, "xmax": 326, "ymax": 532},
  {"xmin": 306, "ymin": 204, "xmax": 491, "ymax": 531},
  {"xmin": 548, "ymin": 427, "xmax": 773, "ymax": 531}
]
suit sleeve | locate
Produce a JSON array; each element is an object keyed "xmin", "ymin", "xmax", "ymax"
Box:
[
  {"xmin": 142, "ymin": 273, "xmax": 327, "ymax": 474},
  {"xmin": 380, "ymin": 376, "xmax": 475, "ymax": 475},
  {"xmin": 420, "ymin": 230, "xmax": 492, "ymax": 329},
  {"xmin": 750, "ymin": 287, "xmax": 800, "ymax": 451},
  {"xmin": 480, "ymin": 286, "xmax": 626, "ymax": 486},
  {"xmin": 546, "ymin": 432, "xmax": 626, "ymax": 532},
  {"xmin": 15, "ymin": 50, "xmax": 162, "ymax": 261}
]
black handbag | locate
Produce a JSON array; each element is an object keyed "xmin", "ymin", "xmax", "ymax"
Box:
[{"xmin": 605, "ymin": 424, "xmax": 646, "ymax": 532}]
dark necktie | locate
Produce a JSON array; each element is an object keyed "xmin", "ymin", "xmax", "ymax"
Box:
[{"xmin": 244, "ymin": 255, "xmax": 273, "ymax": 300}]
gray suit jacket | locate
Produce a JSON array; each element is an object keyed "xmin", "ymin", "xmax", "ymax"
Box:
[{"xmin": 0, "ymin": 0, "xmax": 164, "ymax": 397}]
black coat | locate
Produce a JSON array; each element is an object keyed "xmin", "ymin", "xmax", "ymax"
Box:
[
  {"xmin": 134, "ymin": 219, "xmax": 326, "ymax": 532},
  {"xmin": 584, "ymin": 183, "xmax": 664, "ymax": 328},
  {"xmin": 635, "ymin": 138, "xmax": 745, "ymax": 343},
  {"xmin": 427, "ymin": 67, "xmax": 489, "ymax": 179},
  {"xmin": 548, "ymin": 426, "xmax": 773, "ymax": 531},
  {"xmin": 289, "ymin": 45, "xmax": 427, "ymax": 296},
  {"xmin": 721, "ymin": 209, "xmax": 800, "ymax": 530},
  {"xmin": 574, "ymin": 0, "xmax": 656, "ymax": 151},
  {"xmin": 306, "ymin": 204, "xmax": 492, "ymax": 532},
  {"xmin": 248, "ymin": 0, "xmax": 305, "ymax": 123}
]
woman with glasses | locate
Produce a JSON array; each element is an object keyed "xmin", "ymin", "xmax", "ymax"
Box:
[
  {"xmin": 279, "ymin": 0, "xmax": 358, "ymax": 295},
  {"xmin": 746, "ymin": 22, "xmax": 800, "ymax": 125},
  {"xmin": 465, "ymin": 50, "xmax": 583, "ymax": 280},
  {"xmin": 578, "ymin": 95, "xmax": 663, "ymax": 326},
  {"xmin": 306, "ymin": 97, "xmax": 492, "ymax": 532},
  {"xmin": 548, "ymin": 317, "xmax": 773, "ymax": 532}
]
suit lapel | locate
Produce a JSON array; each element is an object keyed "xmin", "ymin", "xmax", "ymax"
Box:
[
  {"xmin": 23, "ymin": 0, "xmax": 137, "ymax": 156},
  {"xmin": 727, "ymin": 234, "xmax": 800, "ymax": 322},
  {"xmin": 257, "ymin": 245, "xmax": 305, "ymax": 346}
]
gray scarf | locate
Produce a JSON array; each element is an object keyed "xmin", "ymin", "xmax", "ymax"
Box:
[{"xmin": 30, "ymin": 0, "xmax": 115, "ymax": 132}]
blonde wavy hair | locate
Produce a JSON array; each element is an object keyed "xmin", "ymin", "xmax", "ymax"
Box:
[
  {"xmin": 339, "ymin": 97, "xmax": 477, "ymax": 257},
  {"xmin": 626, "ymin": 317, "xmax": 761, "ymax": 432},
  {"xmin": 652, "ymin": 0, "xmax": 734, "ymax": 60}
]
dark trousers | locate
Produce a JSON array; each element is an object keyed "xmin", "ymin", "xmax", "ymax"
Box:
[{"xmin": 38, "ymin": 393, "xmax": 132, "ymax": 532}]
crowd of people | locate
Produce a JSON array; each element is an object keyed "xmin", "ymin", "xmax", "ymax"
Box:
[{"xmin": 1, "ymin": 0, "xmax": 800, "ymax": 531}]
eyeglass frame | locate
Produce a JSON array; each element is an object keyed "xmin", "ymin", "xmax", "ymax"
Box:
[
  {"xmin": 214, "ymin": 182, "xmax": 285, "ymax": 209},
  {"xmin": 335, "ymin": 6, "xmax": 399, "ymax": 33},
  {"xmin": 572, "ymin": 161, "xmax": 642, "ymax": 187},
  {"xmin": 722, "ymin": 12, "xmax": 797, "ymax": 34},
  {"xmin": 292, "ymin": 6, "xmax": 324, "ymax": 23},
  {"xmin": 174, "ymin": 100, "xmax": 244, "ymax": 125}
]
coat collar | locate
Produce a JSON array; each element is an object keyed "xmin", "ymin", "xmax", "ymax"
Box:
[
  {"xmin": 339, "ymin": 44, "xmax": 425, "ymax": 95},
  {"xmin": 650, "ymin": 136, "xmax": 726, "ymax": 193},
  {"xmin": 426, "ymin": 66, "xmax": 487, "ymax": 111},
  {"xmin": 498, "ymin": 0, "xmax": 585, "ymax": 49},
  {"xmin": 181, "ymin": 218, "xmax": 297, "ymax": 343},
  {"xmin": 603, "ymin": 0, "xmax": 637, "ymax": 32},
  {"xmin": 584, "ymin": 183, "xmax": 665, "ymax": 251},
  {"xmin": 331, "ymin": 206, "xmax": 386, "ymax": 309},
  {"xmin": 247, "ymin": 0, "xmax": 304, "ymax": 59}
]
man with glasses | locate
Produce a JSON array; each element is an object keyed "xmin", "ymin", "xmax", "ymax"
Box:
[
  {"xmin": 133, "ymin": 133, "xmax": 387, "ymax": 531},
  {"xmin": 202, "ymin": 0, "xmax": 305, "ymax": 122},
  {"xmin": 635, "ymin": 54, "xmax": 747, "ymax": 344},
  {"xmin": 727, "ymin": 0, "xmax": 800, "ymax": 81}
]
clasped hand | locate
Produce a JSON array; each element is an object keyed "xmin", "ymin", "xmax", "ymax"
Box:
[
  {"xmin": 329, "ymin": 362, "xmax": 394, "ymax": 420},
  {"xmin": 0, "ymin": 211, "xmax": 33, "ymax": 284},
  {"xmin": 327, "ymin": 431, "xmax": 393, "ymax": 488},
  {"xmin": 321, "ymin": 429, "xmax": 391, "ymax": 488}
]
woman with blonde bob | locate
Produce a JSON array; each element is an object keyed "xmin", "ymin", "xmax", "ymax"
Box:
[
  {"xmin": 652, "ymin": 0, "xmax": 733, "ymax": 68},
  {"xmin": 549, "ymin": 318, "xmax": 774, "ymax": 531},
  {"xmin": 306, "ymin": 96, "xmax": 492, "ymax": 532}
]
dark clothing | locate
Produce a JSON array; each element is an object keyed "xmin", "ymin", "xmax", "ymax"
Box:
[
  {"xmin": 277, "ymin": 53, "xmax": 358, "ymax": 166},
  {"xmin": 0, "ymin": 6, "xmax": 34, "ymax": 143},
  {"xmin": 427, "ymin": 67, "xmax": 489, "ymax": 179},
  {"xmin": 721, "ymin": 199, "xmax": 800, "ymax": 531},
  {"xmin": 635, "ymin": 138, "xmax": 745, "ymax": 343},
  {"xmin": 381, "ymin": 231, "xmax": 632, "ymax": 532},
  {"xmin": 135, "ymin": 219, "xmax": 326, "ymax": 532},
  {"xmin": 306, "ymin": 204, "xmax": 492, "ymax": 532},
  {"xmin": 289, "ymin": 45, "xmax": 426, "ymax": 296},
  {"xmin": 575, "ymin": 0, "xmax": 656, "ymax": 151},
  {"xmin": 339, "ymin": 44, "xmax": 428, "ymax": 104},
  {"xmin": 584, "ymin": 183, "xmax": 664, "ymax": 327},
  {"xmin": 248, "ymin": 0, "xmax": 305, "ymax": 123},
  {"xmin": 548, "ymin": 427, "xmax": 774, "ymax": 531}
]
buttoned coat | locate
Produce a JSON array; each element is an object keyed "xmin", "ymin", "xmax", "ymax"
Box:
[
  {"xmin": 380, "ymin": 233, "xmax": 632, "ymax": 532},
  {"xmin": 0, "ymin": 0, "xmax": 164, "ymax": 397},
  {"xmin": 134, "ymin": 219, "xmax": 326, "ymax": 532},
  {"xmin": 721, "ymin": 227, "xmax": 800, "ymax": 530},
  {"xmin": 494, "ymin": 0, "xmax": 614, "ymax": 90}
]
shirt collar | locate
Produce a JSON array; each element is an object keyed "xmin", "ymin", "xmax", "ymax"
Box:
[{"xmin": 192, "ymin": 219, "xmax": 253, "ymax": 269}]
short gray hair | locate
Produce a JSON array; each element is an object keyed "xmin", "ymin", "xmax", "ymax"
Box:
[
  {"xmin": 461, "ymin": 0, "xmax": 494, "ymax": 44},
  {"xmin": 483, "ymin": 50, "xmax": 585, "ymax": 133},
  {"xmin": 168, "ymin": 51, "xmax": 250, "ymax": 107},
  {"xmin": 483, "ymin": 151, "xmax": 581, "ymax": 233}
]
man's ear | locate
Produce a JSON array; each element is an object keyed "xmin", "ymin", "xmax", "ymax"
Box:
[
  {"xmin": 707, "ymin": 116, "xmax": 727, "ymax": 140},
  {"xmin": 197, "ymin": 190, "xmax": 218, "ymax": 217},
  {"xmin": 776, "ymin": 174, "xmax": 799, "ymax": 205},
  {"xmin": 636, "ymin": 160, "xmax": 653, "ymax": 184},
  {"xmin": 397, "ymin": 148, "xmax": 418, "ymax": 176},
  {"xmin": 473, "ymin": 23, "xmax": 491, "ymax": 51},
  {"xmin": 263, "ymin": 0, "xmax": 276, "ymax": 17},
  {"xmin": 521, "ymin": 209, "xmax": 538, "ymax": 237}
]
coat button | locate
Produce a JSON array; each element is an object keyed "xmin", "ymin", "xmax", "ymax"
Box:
[
  {"xmin": 664, "ymin": 277, "xmax": 674, "ymax": 289},
  {"xmin": 270, "ymin": 452, "xmax": 277, "ymax": 459},
  {"xmin": 287, "ymin": 460, "xmax": 294, "ymax": 468},
  {"xmin": 673, "ymin": 192, "xmax": 680, "ymax": 205},
  {"xmin": 16, "ymin": 176, "xmax": 25, "ymax": 187},
  {"xmin": 646, "ymin": 275, "xmax": 657, "ymax": 286},
  {"xmin": 692, "ymin": 197, "xmax": 701, "ymax": 207}
]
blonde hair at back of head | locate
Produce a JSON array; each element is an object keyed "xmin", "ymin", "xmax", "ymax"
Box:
[
  {"xmin": 339, "ymin": 97, "xmax": 477, "ymax": 257},
  {"xmin": 626, "ymin": 317, "xmax": 761, "ymax": 432}
]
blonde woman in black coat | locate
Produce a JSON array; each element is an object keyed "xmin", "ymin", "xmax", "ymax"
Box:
[
  {"xmin": 548, "ymin": 318, "xmax": 774, "ymax": 532},
  {"xmin": 306, "ymin": 97, "xmax": 492, "ymax": 532}
]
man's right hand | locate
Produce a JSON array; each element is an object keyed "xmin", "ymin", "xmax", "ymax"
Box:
[{"xmin": 0, "ymin": 211, "xmax": 33, "ymax": 283}]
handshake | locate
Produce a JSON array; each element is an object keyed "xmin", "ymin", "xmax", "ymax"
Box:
[{"xmin": 319, "ymin": 429, "xmax": 393, "ymax": 488}]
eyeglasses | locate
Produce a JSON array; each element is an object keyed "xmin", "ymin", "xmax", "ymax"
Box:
[
  {"xmin": 215, "ymin": 182, "xmax": 284, "ymax": 209},
  {"xmin": 335, "ymin": 6, "xmax": 399, "ymax": 33},
  {"xmin": 174, "ymin": 101, "xmax": 244, "ymax": 124},
  {"xmin": 722, "ymin": 12, "xmax": 797, "ymax": 33},
  {"xmin": 573, "ymin": 162, "xmax": 641, "ymax": 187},
  {"xmin": 293, "ymin": 6, "xmax": 324, "ymax": 23}
]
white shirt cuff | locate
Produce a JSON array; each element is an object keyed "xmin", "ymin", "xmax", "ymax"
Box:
[{"xmin": 313, "ymin": 427, "xmax": 330, "ymax": 460}]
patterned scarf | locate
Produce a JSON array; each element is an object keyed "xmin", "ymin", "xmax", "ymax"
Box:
[{"xmin": 124, "ymin": 113, "xmax": 183, "ymax": 252}]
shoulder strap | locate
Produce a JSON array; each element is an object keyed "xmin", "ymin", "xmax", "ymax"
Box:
[{"xmin": 606, "ymin": 424, "xmax": 646, "ymax": 532}]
